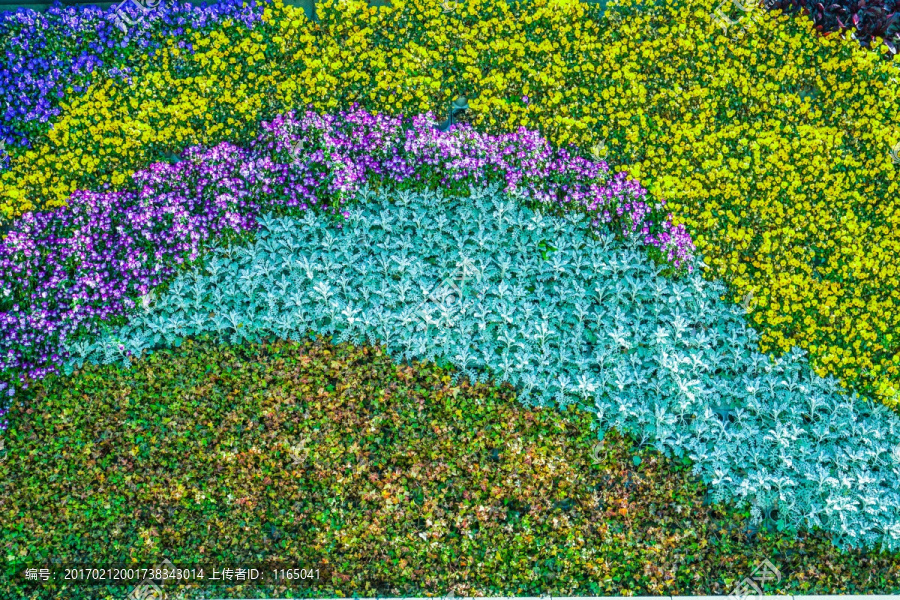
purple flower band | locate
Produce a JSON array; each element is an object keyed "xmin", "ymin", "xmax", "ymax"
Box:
[{"xmin": 0, "ymin": 107, "xmax": 695, "ymax": 429}]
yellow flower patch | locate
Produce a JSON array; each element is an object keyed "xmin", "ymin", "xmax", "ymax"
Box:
[{"xmin": 0, "ymin": 25, "xmax": 282, "ymax": 218}]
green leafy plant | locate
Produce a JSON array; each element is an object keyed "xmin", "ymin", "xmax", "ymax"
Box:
[{"xmin": 3, "ymin": 337, "xmax": 900, "ymax": 599}]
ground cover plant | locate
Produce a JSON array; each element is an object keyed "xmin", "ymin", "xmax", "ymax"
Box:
[
  {"xmin": 2, "ymin": 336, "xmax": 899, "ymax": 600},
  {"xmin": 767, "ymin": 0, "xmax": 900, "ymax": 51},
  {"xmin": 1, "ymin": 0, "xmax": 899, "ymax": 415},
  {"xmin": 239, "ymin": 0, "xmax": 900, "ymax": 414},
  {"xmin": 0, "ymin": 0, "xmax": 266, "ymax": 157},
  {"xmin": 72, "ymin": 184, "xmax": 900, "ymax": 553},
  {"xmin": 0, "ymin": 108, "xmax": 691, "ymax": 429}
]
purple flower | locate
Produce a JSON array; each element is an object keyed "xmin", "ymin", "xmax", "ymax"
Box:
[
  {"xmin": 0, "ymin": 107, "xmax": 695, "ymax": 423},
  {"xmin": 0, "ymin": 0, "xmax": 266, "ymax": 159}
]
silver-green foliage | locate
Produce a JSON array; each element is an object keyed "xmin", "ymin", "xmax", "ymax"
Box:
[{"xmin": 65, "ymin": 184, "xmax": 900, "ymax": 552}]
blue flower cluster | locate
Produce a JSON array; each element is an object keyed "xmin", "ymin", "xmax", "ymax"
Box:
[{"xmin": 0, "ymin": 0, "xmax": 266, "ymax": 163}]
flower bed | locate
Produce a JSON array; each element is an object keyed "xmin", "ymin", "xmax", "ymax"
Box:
[
  {"xmin": 0, "ymin": 15, "xmax": 283, "ymax": 217},
  {"xmin": 1, "ymin": 0, "xmax": 898, "ymax": 411},
  {"xmin": 767, "ymin": 0, "xmax": 900, "ymax": 52},
  {"xmin": 0, "ymin": 108, "xmax": 691, "ymax": 428}
]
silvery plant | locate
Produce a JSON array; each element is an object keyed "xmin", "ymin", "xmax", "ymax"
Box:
[{"xmin": 65, "ymin": 184, "xmax": 900, "ymax": 552}]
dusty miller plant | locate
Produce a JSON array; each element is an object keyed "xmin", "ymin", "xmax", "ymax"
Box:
[{"xmin": 65, "ymin": 183, "xmax": 900, "ymax": 553}]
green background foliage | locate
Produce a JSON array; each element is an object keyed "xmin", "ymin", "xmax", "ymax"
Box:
[{"xmin": 2, "ymin": 337, "xmax": 899, "ymax": 599}]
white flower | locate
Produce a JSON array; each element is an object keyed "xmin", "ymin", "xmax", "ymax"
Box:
[{"xmin": 139, "ymin": 292, "xmax": 155, "ymax": 311}]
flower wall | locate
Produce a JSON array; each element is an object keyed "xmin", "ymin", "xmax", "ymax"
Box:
[{"xmin": 1, "ymin": 0, "xmax": 898, "ymax": 411}]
